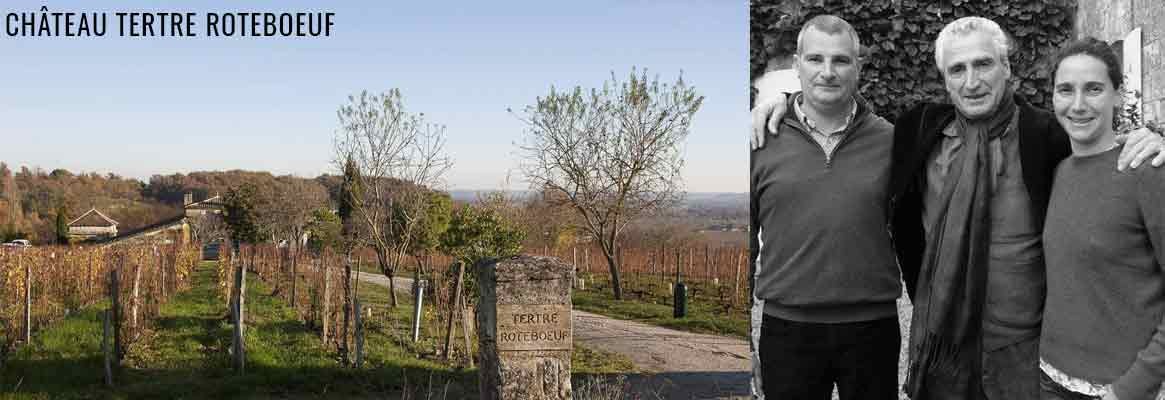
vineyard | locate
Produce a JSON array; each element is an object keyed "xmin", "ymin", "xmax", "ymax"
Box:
[
  {"xmin": 346, "ymin": 240, "xmax": 752, "ymax": 320},
  {"xmin": 2, "ymin": 241, "xmax": 748, "ymax": 347},
  {"xmin": 530, "ymin": 243, "xmax": 751, "ymax": 308},
  {"xmin": 0, "ymin": 243, "xmax": 199, "ymax": 365},
  {"xmin": 0, "ymin": 237, "xmax": 749, "ymax": 397},
  {"xmin": 219, "ymin": 243, "xmax": 480, "ymax": 368}
]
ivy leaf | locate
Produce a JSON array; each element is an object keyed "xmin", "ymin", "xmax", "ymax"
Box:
[{"xmin": 750, "ymin": 0, "xmax": 1069, "ymax": 120}]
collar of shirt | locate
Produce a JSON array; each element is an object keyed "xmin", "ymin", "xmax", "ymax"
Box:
[{"xmin": 793, "ymin": 92, "xmax": 858, "ymax": 136}]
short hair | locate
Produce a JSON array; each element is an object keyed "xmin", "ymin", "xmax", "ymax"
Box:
[
  {"xmin": 796, "ymin": 15, "xmax": 861, "ymax": 56},
  {"xmin": 934, "ymin": 17, "xmax": 1012, "ymax": 71},
  {"xmin": 1047, "ymin": 37, "xmax": 1123, "ymax": 90}
]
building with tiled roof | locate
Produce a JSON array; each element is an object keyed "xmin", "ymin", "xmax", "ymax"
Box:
[
  {"xmin": 184, "ymin": 193, "xmax": 225, "ymax": 217},
  {"xmin": 67, "ymin": 208, "xmax": 119, "ymax": 240}
]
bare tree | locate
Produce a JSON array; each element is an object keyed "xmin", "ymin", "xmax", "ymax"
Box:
[
  {"xmin": 515, "ymin": 69, "xmax": 702, "ymax": 299},
  {"xmin": 188, "ymin": 213, "xmax": 227, "ymax": 244},
  {"xmin": 332, "ymin": 90, "xmax": 451, "ymax": 307},
  {"xmin": 271, "ymin": 177, "xmax": 328, "ymax": 306}
]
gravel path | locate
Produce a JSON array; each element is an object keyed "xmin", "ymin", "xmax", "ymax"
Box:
[
  {"xmin": 352, "ymin": 271, "xmax": 752, "ymax": 399},
  {"xmin": 571, "ymin": 310, "xmax": 750, "ymax": 373}
]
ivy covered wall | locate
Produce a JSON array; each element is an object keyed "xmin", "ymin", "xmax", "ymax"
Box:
[{"xmin": 750, "ymin": 0, "xmax": 1077, "ymax": 122}]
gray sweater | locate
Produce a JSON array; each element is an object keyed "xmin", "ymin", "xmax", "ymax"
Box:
[
  {"xmin": 1042, "ymin": 146, "xmax": 1165, "ymax": 400},
  {"xmin": 749, "ymin": 96, "xmax": 900, "ymax": 323}
]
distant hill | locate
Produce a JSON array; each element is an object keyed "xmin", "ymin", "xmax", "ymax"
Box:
[
  {"xmin": 448, "ymin": 189, "xmax": 745, "ymax": 212},
  {"xmin": 682, "ymin": 192, "xmax": 747, "ymax": 210},
  {"xmin": 448, "ymin": 189, "xmax": 532, "ymax": 203}
]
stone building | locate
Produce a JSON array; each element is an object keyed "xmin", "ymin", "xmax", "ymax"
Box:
[
  {"xmin": 67, "ymin": 208, "xmax": 119, "ymax": 241},
  {"xmin": 184, "ymin": 194, "xmax": 225, "ymax": 217},
  {"xmin": 1077, "ymin": 0, "xmax": 1165, "ymax": 122}
]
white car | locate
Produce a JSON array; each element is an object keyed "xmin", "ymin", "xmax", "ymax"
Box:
[{"xmin": 2, "ymin": 240, "xmax": 31, "ymax": 248}]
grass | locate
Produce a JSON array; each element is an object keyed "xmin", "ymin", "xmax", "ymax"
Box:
[
  {"xmin": 571, "ymin": 344, "xmax": 636, "ymax": 374},
  {"xmin": 0, "ymin": 261, "xmax": 475, "ymax": 399},
  {"xmin": 347, "ymin": 267, "xmax": 636, "ymax": 375},
  {"xmin": 0, "ymin": 305, "xmax": 107, "ymax": 400},
  {"xmin": 572, "ymin": 274, "xmax": 750, "ymax": 339},
  {"xmin": 356, "ymin": 256, "xmax": 750, "ymax": 339},
  {"xmin": 1, "ymin": 260, "xmax": 635, "ymax": 399},
  {"xmin": 352, "ymin": 260, "xmax": 382, "ymax": 276}
]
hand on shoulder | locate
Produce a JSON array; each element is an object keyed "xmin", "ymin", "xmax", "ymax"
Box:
[{"xmin": 751, "ymin": 94, "xmax": 788, "ymax": 151}]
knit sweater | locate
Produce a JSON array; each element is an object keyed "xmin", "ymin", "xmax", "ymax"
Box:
[
  {"xmin": 1042, "ymin": 146, "xmax": 1165, "ymax": 400},
  {"xmin": 749, "ymin": 95, "xmax": 900, "ymax": 323}
]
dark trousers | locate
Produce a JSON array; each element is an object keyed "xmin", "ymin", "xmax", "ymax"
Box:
[
  {"xmin": 982, "ymin": 337, "xmax": 1040, "ymax": 400},
  {"xmin": 1039, "ymin": 370, "xmax": 1101, "ymax": 400},
  {"xmin": 759, "ymin": 314, "xmax": 901, "ymax": 400},
  {"xmin": 911, "ymin": 336, "xmax": 1040, "ymax": 400}
]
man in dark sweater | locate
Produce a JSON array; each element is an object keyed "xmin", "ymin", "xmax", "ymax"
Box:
[
  {"xmin": 748, "ymin": 15, "xmax": 901, "ymax": 400},
  {"xmin": 749, "ymin": 16, "xmax": 1165, "ymax": 400}
]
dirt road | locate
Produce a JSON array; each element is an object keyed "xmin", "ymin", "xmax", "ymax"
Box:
[
  {"xmin": 353, "ymin": 271, "xmax": 751, "ymax": 399},
  {"xmin": 573, "ymin": 309, "xmax": 750, "ymax": 399}
]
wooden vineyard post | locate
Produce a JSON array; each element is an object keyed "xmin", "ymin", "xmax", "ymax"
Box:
[
  {"xmin": 322, "ymin": 260, "xmax": 331, "ymax": 345},
  {"xmin": 630, "ymin": 248, "xmax": 637, "ymax": 292},
  {"xmin": 87, "ymin": 253, "xmax": 93, "ymax": 298},
  {"xmin": 649, "ymin": 250, "xmax": 656, "ymax": 283},
  {"xmin": 131, "ymin": 256, "xmax": 142, "ymax": 338},
  {"xmin": 734, "ymin": 251, "xmax": 743, "ymax": 307},
  {"xmin": 159, "ymin": 246, "xmax": 167, "ymax": 299},
  {"xmin": 342, "ymin": 260, "xmax": 352, "ymax": 364},
  {"xmin": 411, "ymin": 275, "xmax": 425, "ymax": 343},
  {"xmin": 233, "ymin": 253, "xmax": 246, "ymax": 374},
  {"xmin": 278, "ymin": 247, "xmax": 285, "ymax": 298},
  {"xmin": 290, "ymin": 246, "xmax": 298, "ymax": 309},
  {"xmin": 688, "ymin": 248, "xmax": 694, "ymax": 282},
  {"xmin": 353, "ymin": 255, "xmax": 361, "ymax": 306},
  {"xmin": 617, "ymin": 247, "xmax": 625, "ymax": 293},
  {"xmin": 110, "ymin": 269, "xmax": 122, "ymax": 361},
  {"xmin": 705, "ymin": 245, "xmax": 710, "ymax": 282},
  {"xmin": 584, "ymin": 248, "xmax": 589, "ymax": 275},
  {"xmin": 354, "ymin": 298, "xmax": 363, "ymax": 368},
  {"xmin": 660, "ymin": 244, "xmax": 666, "ymax": 285},
  {"xmin": 103, "ymin": 309, "xmax": 114, "ymax": 387},
  {"xmin": 228, "ymin": 278, "xmax": 237, "ymax": 373},
  {"xmin": 23, "ymin": 254, "xmax": 31, "ymax": 344},
  {"xmin": 443, "ymin": 261, "xmax": 465, "ymax": 361},
  {"xmin": 1, "ymin": 254, "xmax": 5, "ymax": 340},
  {"xmin": 460, "ymin": 289, "xmax": 474, "ymax": 368}
]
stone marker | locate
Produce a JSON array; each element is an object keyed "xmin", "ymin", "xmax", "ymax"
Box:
[{"xmin": 477, "ymin": 255, "xmax": 573, "ymax": 400}]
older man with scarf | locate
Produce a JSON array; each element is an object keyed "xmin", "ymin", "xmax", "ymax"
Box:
[
  {"xmin": 890, "ymin": 17, "xmax": 1056, "ymax": 399},
  {"xmin": 749, "ymin": 17, "xmax": 1165, "ymax": 399}
]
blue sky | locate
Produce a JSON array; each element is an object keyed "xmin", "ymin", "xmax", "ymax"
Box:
[{"xmin": 0, "ymin": 1, "xmax": 746, "ymax": 193}]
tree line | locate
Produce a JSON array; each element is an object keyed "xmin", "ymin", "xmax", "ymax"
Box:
[{"xmin": 6, "ymin": 68, "xmax": 708, "ymax": 301}]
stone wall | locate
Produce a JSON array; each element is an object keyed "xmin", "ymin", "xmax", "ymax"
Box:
[{"xmin": 1077, "ymin": 0, "xmax": 1165, "ymax": 121}]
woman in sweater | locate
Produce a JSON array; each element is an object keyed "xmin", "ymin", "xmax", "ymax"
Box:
[{"xmin": 1040, "ymin": 38, "xmax": 1165, "ymax": 400}]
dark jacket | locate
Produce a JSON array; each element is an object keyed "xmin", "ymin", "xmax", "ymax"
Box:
[{"xmin": 889, "ymin": 95, "xmax": 1071, "ymax": 300}]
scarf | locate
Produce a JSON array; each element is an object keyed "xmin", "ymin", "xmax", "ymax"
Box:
[{"xmin": 905, "ymin": 89, "xmax": 1017, "ymax": 399}]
